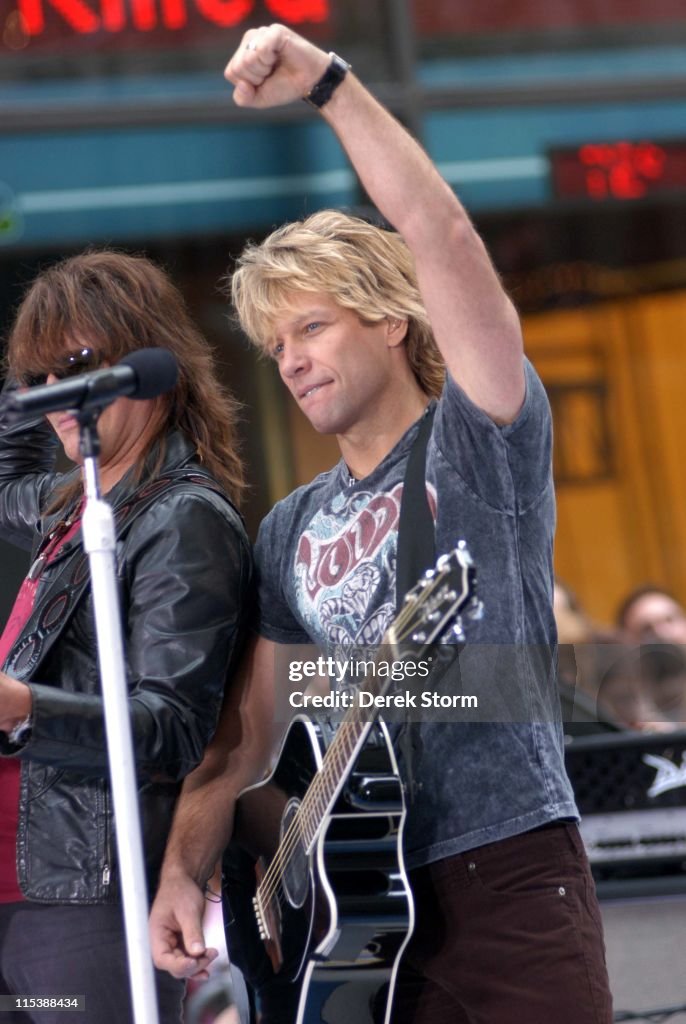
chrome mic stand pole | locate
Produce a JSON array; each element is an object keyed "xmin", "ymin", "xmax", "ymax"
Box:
[{"xmin": 78, "ymin": 409, "xmax": 160, "ymax": 1024}]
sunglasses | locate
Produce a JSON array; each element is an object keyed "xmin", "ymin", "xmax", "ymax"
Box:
[{"xmin": 26, "ymin": 348, "xmax": 100, "ymax": 388}]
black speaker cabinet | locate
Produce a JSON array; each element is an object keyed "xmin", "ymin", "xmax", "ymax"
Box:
[{"xmin": 565, "ymin": 730, "xmax": 686, "ymax": 1019}]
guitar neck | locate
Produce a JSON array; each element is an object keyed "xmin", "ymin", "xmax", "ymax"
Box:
[{"xmin": 297, "ymin": 633, "xmax": 401, "ymax": 852}]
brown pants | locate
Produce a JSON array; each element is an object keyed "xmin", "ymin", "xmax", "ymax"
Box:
[{"xmin": 391, "ymin": 822, "xmax": 613, "ymax": 1024}]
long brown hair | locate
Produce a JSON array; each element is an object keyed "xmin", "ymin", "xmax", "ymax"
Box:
[{"xmin": 7, "ymin": 250, "xmax": 245, "ymax": 511}]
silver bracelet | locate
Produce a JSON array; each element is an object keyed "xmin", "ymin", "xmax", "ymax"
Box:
[{"xmin": 8, "ymin": 715, "xmax": 32, "ymax": 745}]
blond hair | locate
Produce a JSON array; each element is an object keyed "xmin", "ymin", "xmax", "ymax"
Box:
[
  {"xmin": 7, "ymin": 250, "xmax": 245, "ymax": 510},
  {"xmin": 230, "ymin": 210, "xmax": 445, "ymax": 398}
]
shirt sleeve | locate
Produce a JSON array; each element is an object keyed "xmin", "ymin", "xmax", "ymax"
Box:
[
  {"xmin": 254, "ymin": 504, "xmax": 311, "ymax": 644},
  {"xmin": 432, "ymin": 358, "xmax": 553, "ymax": 514}
]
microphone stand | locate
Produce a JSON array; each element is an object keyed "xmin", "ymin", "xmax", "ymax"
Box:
[{"xmin": 78, "ymin": 408, "xmax": 160, "ymax": 1024}]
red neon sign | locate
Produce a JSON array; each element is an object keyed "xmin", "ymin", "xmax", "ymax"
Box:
[
  {"xmin": 551, "ymin": 140, "xmax": 686, "ymax": 202},
  {"xmin": 12, "ymin": 0, "xmax": 329, "ymax": 40},
  {"xmin": 579, "ymin": 141, "xmax": 666, "ymax": 200}
]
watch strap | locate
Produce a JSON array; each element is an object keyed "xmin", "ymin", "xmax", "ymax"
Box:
[{"xmin": 304, "ymin": 53, "xmax": 351, "ymax": 110}]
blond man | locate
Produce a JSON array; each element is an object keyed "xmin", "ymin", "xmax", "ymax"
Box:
[{"xmin": 150, "ymin": 24, "xmax": 612, "ymax": 1024}]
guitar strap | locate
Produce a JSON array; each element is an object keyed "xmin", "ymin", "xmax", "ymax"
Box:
[
  {"xmin": 394, "ymin": 404, "xmax": 438, "ymax": 804},
  {"xmin": 395, "ymin": 404, "xmax": 436, "ymax": 613}
]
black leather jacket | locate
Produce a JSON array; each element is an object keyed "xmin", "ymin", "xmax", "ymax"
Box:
[{"xmin": 0, "ymin": 410, "xmax": 252, "ymax": 903}]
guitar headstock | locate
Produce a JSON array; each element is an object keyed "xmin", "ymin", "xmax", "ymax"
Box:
[{"xmin": 392, "ymin": 541, "xmax": 482, "ymax": 655}]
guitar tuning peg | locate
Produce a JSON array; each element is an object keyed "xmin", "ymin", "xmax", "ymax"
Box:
[
  {"xmin": 456, "ymin": 540, "xmax": 473, "ymax": 566},
  {"xmin": 467, "ymin": 598, "xmax": 484, "ymax": 621},
  {"xmin": 411, "ymin": 630, "xmax": 428, "ymax": 644},
  {"xmin": 441, "ymin": 620, "xmax": 464, "ymax": 643}
]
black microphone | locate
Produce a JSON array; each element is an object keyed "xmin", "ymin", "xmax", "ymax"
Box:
[{"xmin": 3, "ymin": 348, "xmax": 178, "ymax": 423}]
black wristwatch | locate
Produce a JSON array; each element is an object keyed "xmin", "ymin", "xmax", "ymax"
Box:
[{"xmin": 304, "ymin": 53, "xmax": 351, "ymax": 110}]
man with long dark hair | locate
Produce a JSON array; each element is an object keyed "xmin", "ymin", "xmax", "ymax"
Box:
[{"xmin": 0, "ymin": 251, "xmax": 252, "ymax": 1023}]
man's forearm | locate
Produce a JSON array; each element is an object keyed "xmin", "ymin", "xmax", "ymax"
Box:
[
  {"xmin": 161, "ymin": 770, "xmax": 239, "ymax": 887},
  {"xmin": 160, "ymin": 635, "xmax": 280, "ymax": 884}
]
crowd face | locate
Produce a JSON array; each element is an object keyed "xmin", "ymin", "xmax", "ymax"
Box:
[
  {"xmin": 623, "ymin": 592, "xmax": 686, "ymax": 644},
  {"xmin": 597, "ymin": 671, "xmax": 656, "ymax": 730}
]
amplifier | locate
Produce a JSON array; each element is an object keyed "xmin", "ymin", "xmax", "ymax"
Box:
[{"xmin": 564, "ymin": 729, "xmax": 686, "ymax": 871}]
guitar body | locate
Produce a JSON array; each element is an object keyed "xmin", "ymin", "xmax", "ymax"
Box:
[
  {"xmin": 223, "ymin": 545, "xmax": 480, "ymax": 1023},
  {"xmin": 223, "ymin": 716, "xmax": 413, "ymax": 1024}
]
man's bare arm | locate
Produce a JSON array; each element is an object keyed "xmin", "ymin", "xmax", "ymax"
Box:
[
  {"xmin": 225, "ymin": 24, "xmax": 524, "ymax": 424},
  {"xmin": 150, "ymin": 635, "xmax": 280, "ymax": 979}
]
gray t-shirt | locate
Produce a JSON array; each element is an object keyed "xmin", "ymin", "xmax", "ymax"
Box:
[{"xmin": 255, "ymin": 360, "xmax": 578, "ymax": 868}]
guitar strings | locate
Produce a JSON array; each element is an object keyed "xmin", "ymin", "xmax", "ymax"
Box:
[
  {"xmin": 254, "ymin": 565, "xmax": 468, "ymax": 915},
  {"xmin": 253, "ymin": 584, "xmax": 430, "ymax": 913},
  {"xmin": 255, "ymin": 570, "xmax": 465, "ymax": 914}
]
